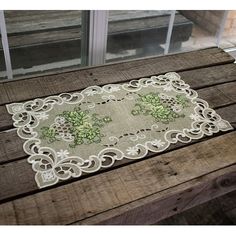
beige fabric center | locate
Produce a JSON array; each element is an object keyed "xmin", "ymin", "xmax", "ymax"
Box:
[{"xmin": 6, "ymin": 72, "xmax": 233, "ymax": 188}]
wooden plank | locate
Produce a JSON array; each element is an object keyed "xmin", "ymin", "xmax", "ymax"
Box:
[
  {"xmin": 197, "ymin": 82, "xmax": 236, "ymax": 108},
  {"xmin": 0, "ymin": 71, "xmax": 236, "ymax": 165},
  {"xmin": 0, "ymin": 132, "xmax": 235, "ymax": 225},
  {"xmin": 77, "ymin": 166, "xmax": 236, "ymax": 225},
  {"xmin": 217, "ymin": 190, "xmax": 236, "ymax": 212},
  {"xmin": 7, "ymin": 27, "xmax": 82, "ymax": 49},
  {"xmin": 217, "ymin": 104, "xmax": 236, "ymax": 128},
  {"xmin": 0, "ymin": 130, "xmax": 25, "ymax": 163},
  {"xmin": 0, "ymin": 81, "xmax": 235, "ymax": 165},
  {"xmin": 0, "ymin": 106, "xmax": 12, "ymax": 131},
  {"xmin": 0, "ymin": 18, "xmax": 192, "ymax": 71},
  {"xmin": 215, "ymin": 82, "xmax": 236, "ymax": 102},
  {"xmin": 108, "ymin": 13, "xmax": 190, "ymax": 35},
  {"xmin": 178, "ymin": 63, "xmax": 236, "ymax": 89},
  {"xmin": 156, "ymin": 190, "xmax": 236, "ymax": 225},
  {"xmin": 1, "ymin": 62, "xmax": 236, "ymax": 131},
  {"xmin": 0, "ymin": 48, "xmax": 234, "ymax": 105},
  {"xmin": 4, "ymin": 11, "xmax": 180, "ymax": 35},
  {"xmin": 5, "ymin": 11, "xmax": 82, "ymax": 35},
  {"xmin": 0, "ymin": 98, "xmax": 235, "ymax": 198},
  {"xmin": 3, "ymin": 11, "xmax": 188, "ymax": 47},
  {"xmin": 0, "ymin": 84, "xmax": 9, "ymax": 105}
]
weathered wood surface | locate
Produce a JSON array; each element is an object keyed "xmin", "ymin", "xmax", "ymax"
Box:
[
  {"xmin": 0, "ymin": 80, "xmax": 236, "ymax": 165},
  {"xmin": 0, "ymin": 102, "xmax": 235, "ymax": 203},
  {"xmin": 156, "ymin": 190, "xmax": 236, "ymax": 225},
  {"xmin": 77, "ymin": 166, "xmax": 236, "ymax": 225},
  {"xmin": 0, "ymin": 132, "xmax": 235, "ymax": 225},
  {"xmin": 0, "ymin": 47, "xmax": 234, "ymax": 105},
  {"xmin": 0, "ymin": 61, "xmax": 236, "ymax": 131},
  {"xmin": 0, "ymin": 47, "xmax": 235, "ymax": 225},
  {"xmin": 5, "ymin": 11, "xmax": 172, "ymax": 35}
]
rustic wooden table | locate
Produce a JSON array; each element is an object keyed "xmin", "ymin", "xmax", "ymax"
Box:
[{"xmin": 0, "ymin": 47, "xmax": 236, "ymax": 225}]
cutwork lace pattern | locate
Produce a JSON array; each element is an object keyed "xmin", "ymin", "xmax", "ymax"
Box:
[{"xmin": 6, "ymin": 72, "xmax": 233, "ymax": 188}]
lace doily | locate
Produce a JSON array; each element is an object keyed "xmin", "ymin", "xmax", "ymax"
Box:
[{"xmin": 6, "ymin": 72, "xmax": 233, "ymax": 188}]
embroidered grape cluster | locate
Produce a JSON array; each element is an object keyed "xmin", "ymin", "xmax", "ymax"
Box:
[
  {"xmin": 40, "ymin": 106, "xmax": 112, "ymax": 147},
  {"xmin": 131, "ymin": 92, "xmax": 189, "ymax": 124}
]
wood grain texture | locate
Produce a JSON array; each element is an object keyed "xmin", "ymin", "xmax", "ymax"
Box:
[
  {"xmin": 0, "ymin": 84, "xmax": 9, "ymax": 105},
  {"xmin": 1, "ymin": 62, "xmax": 236, "ymax": 132},
  {"xmin": 0, "ymin": 79, "xmax": 235, "ymax": 164},
  {"xmin": 4, "ymin": 11, "xmax": 177, "ymax": 35},
  {"xmin": 0, "ymin": 130, "xmax": 25, "ymax": 163},
  {"xmin": 0, "ymin": 47, "xmax": 234, "ymax": 105},
  {"xmin": 216, "ymin": 104, "xmax": 236, "ymax": 128},
  {"xmin": 0, "ymin": 48, "xmax": 235, "ymax": 225},
  {"xmin": 0, "ymin": 106, "xmax": 12, "ymax": 131},
  {"xmin": 0, "ymin": 98, "xmax": 235, "ymax": 202},
  {"xmin": 0, "ymin": 132, "xmax": 235, "ymax": 225},
  {"xmin": 77, "ymin": 166, "xmax": 236, "ymax": 225},
  {"xmin": 156, "ymin": 190, "xmax": 236, "ymax": 225}
]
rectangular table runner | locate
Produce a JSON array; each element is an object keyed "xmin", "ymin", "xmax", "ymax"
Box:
[{"xmin": 6, "ymin": 72, "xmax": 233, "ymax": 188}]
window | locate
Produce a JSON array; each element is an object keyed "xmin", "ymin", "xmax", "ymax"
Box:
[
  {"xmin": 106, "ymin": 10, "xmax": 171, "ymax": 62},
  {"xmin": 0, "ymin": 10, "xmax": 235, "ymax": 80},
  {"xmin": 0, "ymin": 30, "xmax": 7, "ymax": 79},
  {"xmin": 3, "ymin": 10, "xmax": 84, "ymax": 79}
]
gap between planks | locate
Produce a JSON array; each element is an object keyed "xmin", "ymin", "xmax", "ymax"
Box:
[
  {"xmin": 0, "ymin": 80, "xmax": 236, "ymax": 165},
  {"xmin": 0, "ymin": 47, "xmax": 234, "ymax": 220},
  {"xmin": 0, "ymin": 104, "xmax": 235, "ymax": 205},
  {"xmin": 0, "ymin": 132, "xmax": 235, "ymax": 225},
  {"xmin": 1, "ymin": 62, "xmax": 236, "ymax": 132},
  {"xmin": 74, "ymin": 165, "xmax": 236, "ymax": 225},
  {"xmin": 0, "ymin": 47, "xmax": 234, "ymax": 106},
  {"xmin": 0, "ymin": 79, "xmax": 235, "ymax": 202}
]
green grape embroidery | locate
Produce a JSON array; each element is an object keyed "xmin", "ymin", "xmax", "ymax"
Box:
[
  {"xmin": 131, "ymin": 92, "xmax": 189, "ymax": 124},
  {"xmin": 40, "ymin": 106, "xmax": 112, "ymax": 147}
]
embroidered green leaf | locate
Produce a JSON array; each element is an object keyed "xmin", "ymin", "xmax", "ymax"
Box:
[
  {"xmin": 131, "ymin": 92, "xmax": 188, "ymax": 124},
  {"xmin": 40, "ymin": 127, "xmax": 58, "ymax": 143},
  {"xmin": 40, "ymin": 106, "xmax": 112, "ymax": 147},
  {"xmin": 176, "ymin": 94, "xmax": 190, "ymax": 108}
]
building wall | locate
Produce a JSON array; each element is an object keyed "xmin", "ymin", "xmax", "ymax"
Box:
[{"xmin": 180, "ymin": 10, "xmax": 236, "ymax": 36}]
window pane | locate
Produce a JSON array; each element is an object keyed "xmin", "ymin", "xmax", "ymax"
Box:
[
  {"xmin": 169, "ymin": 11, "xmax": 234, "ymax": 54},
  {"xmin": 4, "ymin": 10, "xmax": 85, "ymax": 78},
  {"xmin": 219, "ymin": 10, "xmax": 236, "ymax": 52},
  {"xmin": 106, "ymin": 10, "xmax": 171, "ymax": 62},
  {"xmin": 0, "ymin": 35, "xmax": 7, "ymax": 79}
]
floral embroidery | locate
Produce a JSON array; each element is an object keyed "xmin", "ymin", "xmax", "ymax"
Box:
[
  {"xmin": 84, "ymin": 89, "xmax": 98, "ymax": 96},
  {"xmin": 56, "ymin": 149, "xmax": 70, "ymax": 160},
  {"xmin": 109, "ymin": 86, "xmax": 120, "ymax": 92},
  {"xmin": 217, "ymin": 120, "xmax": 229, "ymax": 129},
  {"xmin": 131, "ymin": 92, "xmax": 189, "ymax": 124},
  {"xmin": 40, "ymin": 106, "xmax": 112, "ymax": 148},
  {"xmin": 126, "ymin": 146, "xmax": 139, "ymax": 156},
  {"xmin": 42, "ymin": 170, "xmax": 55, "ymax": 181},
  {"xmin": 6, "ymin": 72, "xmax": 233, "ymax": 189},
  {"xmin": 35, "ymin": 113, "xmax": 49, "ymax": 120},
  {"xmin": 189, "ymin": 113, "xmax": 201, "ymax": 121},
  {"xmin": 11, "ymin": 104, "xmax": 24, "ymax": 113},
  {"xmin": 151, "ymin": 139, "xmax": 165, "ymax": 147},
  {"xmin": 41, "ymin": 126, "xmax": 58, "ymax": 143}
]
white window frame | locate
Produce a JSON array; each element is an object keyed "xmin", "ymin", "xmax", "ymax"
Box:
[
  {"xmin": 216, "ymin": 10, "xmax": 229, "ymax": 47},
  {"xmin": 164, "ymin": 10, "xmax": 176, "ymax": 55},
  {"xmin": 0, "ymin": 10, "xmax": 13, "ymax": 79},
  {"xmin": 87, "ymin": 10, "xmax": 109, "ymax": 66},
  {"xmin": 0, "ymin": 10, "xmax": 230, "ymax": 80}
]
